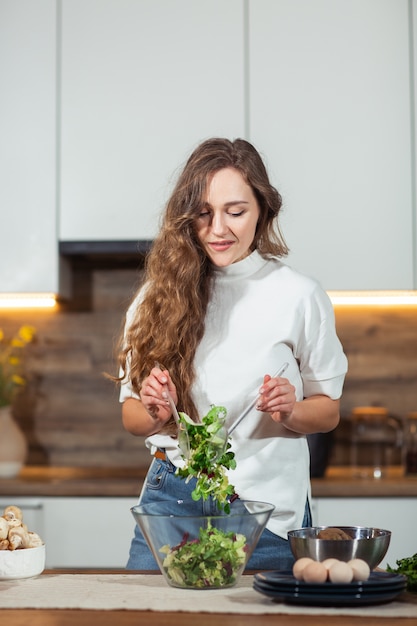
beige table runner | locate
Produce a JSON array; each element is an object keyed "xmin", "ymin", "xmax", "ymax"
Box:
[{"xmin": 0, "ymin": 574, "xmax": 416, "ymax": 618}]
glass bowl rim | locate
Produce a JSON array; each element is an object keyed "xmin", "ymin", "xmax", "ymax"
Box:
[{"xmin": 131, "ymin": 498, "xmax": 275, "ymax": 519}]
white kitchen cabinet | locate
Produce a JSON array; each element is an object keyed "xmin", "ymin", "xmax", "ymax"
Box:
[
  {"xmin": 42, "ymin": 497, "xmax": 138, "ymax": 568},
  {"xmin": 59, "ymin": 0, "xmax": 245, "ymax": 242},
  {"xmin": 3, "ymin": 495, "xmax": 414, "ymax": 569},
  {"xmin": 249, "ymin": 0, "xmax": 414, "ymax": 290},
  {"xmin": 0, "ymin": 0, "xmax": 69, "ymax": 296},
  {"xmin": 312, "ymin": 497, "xmax": 417, "ymax": 569},
  {"xmin": 2, "ymin": 0, "xmax": 415, "ymax": 295},
  {"xmin": 0, "ymin": 496, "xmax": 138, "ymax": 568}
]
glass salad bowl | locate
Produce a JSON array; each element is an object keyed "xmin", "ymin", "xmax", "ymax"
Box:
[{"xmin": 131, "ymin": 499, "xmax": 274, "ymax": 589}]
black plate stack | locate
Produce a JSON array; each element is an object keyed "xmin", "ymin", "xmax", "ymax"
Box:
[{"xmin": 253, "ymin": 570, "xmax": 407, "ymax": 607}]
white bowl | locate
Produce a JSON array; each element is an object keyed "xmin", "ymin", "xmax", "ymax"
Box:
[{"xmin": 0, "ymin": 544, "xmax": 45, "ymax": 579}]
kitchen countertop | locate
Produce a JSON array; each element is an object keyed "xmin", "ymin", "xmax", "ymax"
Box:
[
  {"xmin": 0, "ymin": 466, "xmax": 146, "ymax": 497},
  {"xmin": 1, "ymin": 465, "xmax": 417, "ymax": 498},
  {"xmin": 0, "ymin": 571, "xmax": 416, "ymax": 625},
  {"xmin": 311, "ymin": 466, "xmax": 417, "ymax": 497}
]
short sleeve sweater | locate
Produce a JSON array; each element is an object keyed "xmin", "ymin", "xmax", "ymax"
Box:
[{"xmin": 120, "ymin": 250, "xmax": 348, "ymax": 538}]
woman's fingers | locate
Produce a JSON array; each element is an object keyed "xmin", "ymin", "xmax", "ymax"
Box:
[
  {"xmin": 141, "ymin": 367, "xmax": 178, "ymax": 414},
  {"xmin": 257, "ymin": 375, "xmax": 295, "ymax": 418}
]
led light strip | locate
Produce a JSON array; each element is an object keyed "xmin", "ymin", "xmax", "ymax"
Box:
[
  {"xmin": 1, "ymin": 292, "xmax": 416, "ymax": 308},
  {"xmin": 0, "ymin": 294, "xmax": 57, "ymax": 309},
  {"xmin": 328, "ymin": 291, "xmax": 417, "ymax": 305}
]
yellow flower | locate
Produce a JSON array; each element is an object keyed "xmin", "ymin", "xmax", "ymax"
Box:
[
  {"xmin": 11, "ymin": 375, "xmax": 26, "ymax": 386},
  {"xmin": 19, "ymin": 325, "xmax": 36, "ymax": 343},
  {"xmin": 0, "ymin": 325, "xmax": 36, "ymax": 407},
  {"xmin": 11, "ymin": 339, "xmax": 24, "ymax": 348}
]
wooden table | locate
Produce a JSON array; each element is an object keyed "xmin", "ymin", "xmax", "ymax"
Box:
[
  {"xmin": 1, "ymin": 609, "xmax": 416, "ymax": 626},
  {"xmin": 1, "ymin": 570, "xmax": 416, "ymax": 626}
]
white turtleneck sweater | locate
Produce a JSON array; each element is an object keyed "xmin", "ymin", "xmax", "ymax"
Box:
[{"xmin": 120, "ymin": 251, "xmax": 348, "ymax": 538}]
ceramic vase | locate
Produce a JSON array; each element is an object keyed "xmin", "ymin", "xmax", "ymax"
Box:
[{"xmin": 0, "ymin": 405, "xmax": 27, "ymax": 478}]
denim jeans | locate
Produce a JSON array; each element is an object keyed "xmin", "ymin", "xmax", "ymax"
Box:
[{"xmin": 126, "ymin": 455, "xmax": 312, "ymax": 571}]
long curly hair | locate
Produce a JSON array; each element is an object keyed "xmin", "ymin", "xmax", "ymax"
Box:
[{"xmin": 117, "ymin": 138, "xmax": 288, "ymax": 432}]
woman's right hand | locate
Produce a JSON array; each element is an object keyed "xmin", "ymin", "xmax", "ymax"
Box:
[
  {"xmin": 140, "ymin": 365, "xmax": 178, "ymax": 423},
  {"xmin": 122, "ymin": 366, "xmax": 178, "ymax": 437}
]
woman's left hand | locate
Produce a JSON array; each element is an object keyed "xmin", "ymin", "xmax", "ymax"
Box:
[
  {"xmin": 256, "ymin": 373, "xmax": 296, "ymax": 423},
  {"xmin": 256, "ymin": 375, "xmax": 341, "ymax": 434}
]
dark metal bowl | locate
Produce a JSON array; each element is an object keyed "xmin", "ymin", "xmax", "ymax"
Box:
[{"xmin": 288, "ymin": 526, "xmax": 391, "ymax": 569}]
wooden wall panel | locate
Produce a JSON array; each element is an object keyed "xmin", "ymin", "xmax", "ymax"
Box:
[{"xmin": 1, "ymin": 267, "xmax": 416, "ymax": 469}]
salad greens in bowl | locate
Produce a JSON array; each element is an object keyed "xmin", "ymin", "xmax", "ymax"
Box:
[{"xmin": 131, "ymin": 499, "xmax": 274, "ymax": 589}]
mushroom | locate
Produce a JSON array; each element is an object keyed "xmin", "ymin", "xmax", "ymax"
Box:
[
  {"xmin": 0, "ymin": 539, "xmax": 9, "ymax": 550},
  {"xmin": 8, "ymin": 526, "xmax": 31, "ymax": 550},
  {"xmin": 28, "ymin": 531, "xmax": 44, "ymax": 548},
  {"xmin": 2, "ymin": 505, "xmax": 24, "ymax": 528},
  {"xmin": 0, "ymin": 517, "xmax": 9, "ymax": 540},
  {"xmin": 0, "ymin": 505, "xmax": 43, "ymax": 550}
]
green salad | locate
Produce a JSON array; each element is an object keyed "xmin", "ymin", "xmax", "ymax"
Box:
[
  {"xmin": 176, "ymin": 405, "xmax": 237, "ymax": 513},
  {"xmin": 387, "ymin": 553, "xmax": 417, "ymax": 591},
  {"xmin": 160, "ymin": 524, "xmax": 247, "ymax": 588}
]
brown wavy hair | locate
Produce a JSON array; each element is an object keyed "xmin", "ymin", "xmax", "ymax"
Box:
[{"xmin": 116, "ymin": 138, "xmax": 288, "ymax": 433}]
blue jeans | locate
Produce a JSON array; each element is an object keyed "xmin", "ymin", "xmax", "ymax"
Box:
[{"xmin": 126, "ymin": 456, "xmax": 312, "ymax": 571}]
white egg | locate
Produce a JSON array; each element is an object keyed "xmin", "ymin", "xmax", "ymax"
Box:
[
  {"xmin": 292, "ymin": 557, "xmax": 315, "ymax": 580},
  {"xmin": 328, "ymin": 560, "xmax": 354, "ymax": 583},
  {"xmin": 302, "ymin": 560, "xmax": 328, "ymax": 583},
  {"xmin": 321, "ymin": 558, "xmax": 339, "ymax": 572},
  {"xmin": 348, "ymin": 558, "xmax": 371, "ymax": 581}
]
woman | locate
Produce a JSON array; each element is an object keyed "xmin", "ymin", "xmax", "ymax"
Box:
[{"xmin": 117, "ymin": 137, "xmax": 348, "ymax": 570}]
